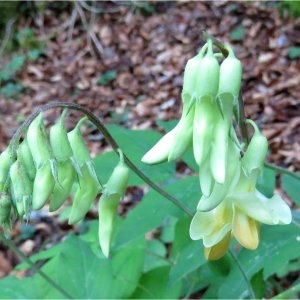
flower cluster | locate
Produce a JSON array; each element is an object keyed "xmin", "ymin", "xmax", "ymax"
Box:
[
  {"xmin": 142, "ymin": 39, "xmax": 292, "ymax": 259},
  {"xmin": 0, "ymin": 110, "xmax": 129, "ymax": 257}
]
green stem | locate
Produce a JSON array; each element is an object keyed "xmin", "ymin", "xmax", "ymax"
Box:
[
  {"xmin": 238, "ymin": 92, "xmax": 250, "ymax": 146},
  {"xmin": 0, "ymin": 233, "xmax": 73, "ymax": 299},
  {"xmin": 11, "ymin": 102, "xmax": 194, "ymax": 217},
  {"xmin": 265, "ymin": 162, "xmax": 300, "ymax": 181},
  {"xmin": 272, "ymin": 282, "xmax": 300, "ymax": 299},
  {"xmin": 203, "ymin": 31, "xmax": 229, "ymax": 58},
  {"xmin": 229, "ymin": 249, "xmax": 256, "ymax": 299}
]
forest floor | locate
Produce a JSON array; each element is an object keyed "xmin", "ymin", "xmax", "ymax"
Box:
[{"xmin": 0, "ymin": 0, "xmax": 299, "ymax": 281}]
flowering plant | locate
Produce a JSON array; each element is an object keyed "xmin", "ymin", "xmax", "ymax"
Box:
[{"xmin": 142, "ymin": 37, "xmax": 292, "ymax": 260}]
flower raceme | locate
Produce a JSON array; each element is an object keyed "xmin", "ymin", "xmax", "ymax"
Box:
[
  {"xmin": 142, "ymin": 41, "xmax": 242, "ymax": 188},
  {"xmin": 0, "ymin": 109, "xmax": 131, "ymax": 258},
  {"xmin": 142, "ymin": 39, "xmax": 292, "ymax": 259},
  {"xmin": 0, "ymin": 112, "xmax": 101, "ymax": 227},
  {"xmin": 191, "ymin": 122, "xmax": 292, "ymax": 260}
]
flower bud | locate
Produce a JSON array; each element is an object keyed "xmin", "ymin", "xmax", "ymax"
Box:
[
  {"xmin": 232, "ymin": 208, "xmax": 259, "ymax": 250},
  {"xmin": 0, "ymin": 145, "xmax": 15, "ymax": 190},
  {"xmin": 204, "ymin": 232, "xmax": 231, "ymax": 261},
  {"xmin": 98, "ymin": 193, "xmax": 119, "ymax": 258},
  {"xmin": 67, "ymin": 118, "xmax": 99, "ymax": 182},
  {"xmin": 199, "ymin": 158, "xmax": 214, "ymax": 197},
  {"xmin": 98, "ymin": 150, "xmax": 129, "ymax": 257},
  {"xmin": 168, "ymin": 105, "xmax": 194, "ymax": 161},
  {"xmin": 68, "ymin": 165, "xmax": 100, "ymax": 225},
  {"xmin": 50, "ymin": 110, "xmax": 74, "ymax": 162},
  {"xmin": 141, "ymin": 129, "xmax": 175, "ymax": 165},
  {"xmin": 17, "ymin": 138, "xmax": 36, "ymax": 181},
  {"xmin": 210, "ymin": 118, "xmax": 228, "ymax": 184},
  {"xmin": 9, "ymin": 160, "xmax": 33, "ymax": 218},
  {"xmin": 182, "ymin": 54, "xmax": 203, "ymax": 104},
  {"xmin": 67, "ymin": 118, "xmax": 91, "ymax": 166},
  {"xmin": 49, "ymin": 161, "xmax": 76, "ymax": 211},
  {"xmin": 104, "ymin": 150, "xmax": 129, "ymax": 196},
  {"xmin": 32, "ymin": 162, "xmax": 55, "ymax": 210},
  {"xmin": 0, "ymin": 192, "xmax": 12, "ymax": 231},
  {"xmin": 142, "ymin": 105, "xmax": 194, "ymax": 165},
  {"xmin": 27, "ymin": 112, "xmax": 52, "ymax": 169},
  {"xmin": 197, "ymin": 139, "xmax": 240, "ymax": 212},
  {"xmin": 242, "ymin": 120, "xmax": 268, "ymax": 177},
  {"xmin": 218, "ymin": 45, "xmax": 242, "ymax": 98},
  {"xmin": 195, "ymin": 50, "xmax": 220, "ymax": 100},
  {"xmin": 193, "ymin": 97, "xmax": 217, "ymax": 166},
  {"xmin": 182, "ymin": 41, "xmax": 219, "ymax": 102}
]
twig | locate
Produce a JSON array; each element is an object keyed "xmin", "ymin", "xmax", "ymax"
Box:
[
  {"xmin": 67, "ymin": 7, "xmax": 78, "ymax": 44},
  {"xmin": 78, "ymin": 0, "xmax": 121, "ymax": 14},
  {"xmin": 0, "ymin": 19, "xmax": 15, "ymax": 57},
  {"xmin": 75, "ymin": 1, "xmax": 104, "ymax": 56}
]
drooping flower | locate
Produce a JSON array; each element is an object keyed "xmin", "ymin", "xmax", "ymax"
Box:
[
  {"xmin": 190, "ymin": 121, "xmax": 292, "ymax": 260},
  {"xmin": 190, "ymin": 176, "xmax": 292, "ymax": 261},
  {"xmin": 141, "ymin": 102, "xmax": 195, "ymax": 164}
]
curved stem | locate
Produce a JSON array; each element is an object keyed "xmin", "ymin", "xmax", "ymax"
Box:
[
  {"xmin": 11, "ymin": 102, "xmax": 194, "ymax": 217},
  {"xmin": 265, "ymin": 162, "xmax": 300, "ymax": 181},
  {"xmin": 228, "ymin": 248, "xmax": 256, "ymax": 299},
  {"xmin": 238, "ymin": 92, "xmax": 250, "ymax": 146},
  {"xmin": 203, "ymin": 31, "xmax": 229, "ymax": 58},
  {"xmin": 0, "ymin": 233, "xmax": 73, "ymax": 299}
]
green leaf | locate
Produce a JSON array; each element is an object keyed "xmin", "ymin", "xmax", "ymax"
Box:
[
  {"xmin": 282, "ymin": 174, "xmax": 300, "ymax": 205},
  {"xmin": 251, "ymin": 269, "xmax": 265, "ymax": 299},
  {"xmin": 54, "ymin": 234, "xmax": 113, "ymax": 298},
  {"xmin": 160, "ymin": 216, "xmax": 177, "ymax": 243},
  {"xmin": 144, "ymin": 239, "xmax": 169, "ymax": 272},
  {"xmin": 94, "ymin": 124, "xmax": 176, "ymax": 186},
  {"xmin": 114, "ymin": 176, "xmax": 199, "ymax": 247},
  {"xmin": 131, "ymin": 266, "xmax": 182, "ymax": 299},
  {"xmin": 6, "ymin": 233, "xmax": 146, "ymax": 299},
  {"xmin": 0, "ymin": 252, "xmax": 68, "ymax": 299},
  {"xmin": 288, "ymin": 46, "xmax": 300, "ymax": 59},
  {"xmin": 219, "ymin": 223, "xmax": 300, "ymax": 298},
  {"xmin": 110, "ymin": 239, "xmax": 145, "ymax": 298},
  {"xmin": 257, "ymin": 166, "xmax": 276, "ymax": 198},
  {"xmin": 170, "ymin": 217, "xmax": 193, "ymax": 259},
  {"xmin": 169, "ymin": 239, "xmax": 205, "ymax": 285},
  {"xmin": 156, "ymin": 119, "xmax": 177, "ymax": 132},
  {"xmin": 0, "ymin": 55, "xmax": 25, "ymax": 81},
  {"xmin": 15, "ymin": 242, "xmax": 64, "ymax": 271},
  {"xmin": 27, "ymin": 48, "xmax": 43, "ymax": 61},
  {"xmin": 230, "ymin": 26, "xmax": 246, "ymax": 41},
  {"xmin": 97, "ymin": 70, "xmax": 117, "ymax": 86},
  {"xmin": 15, "ymin": 27, "xmax": 33, "ymax": 45},
  {"xmin": 0, "ymin": 273, "xmax": 64, "ymax": 299},
  {"xmin": 9, "ymin": 55, "xmax": 26, "ymax": 72},
  {"xmin": 169, "ymin": 217, "xmax": 207, "ymax": 285},
  {"xmin": 0, "ymin": 83, "xmax": 24, "ymax": 98}
]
